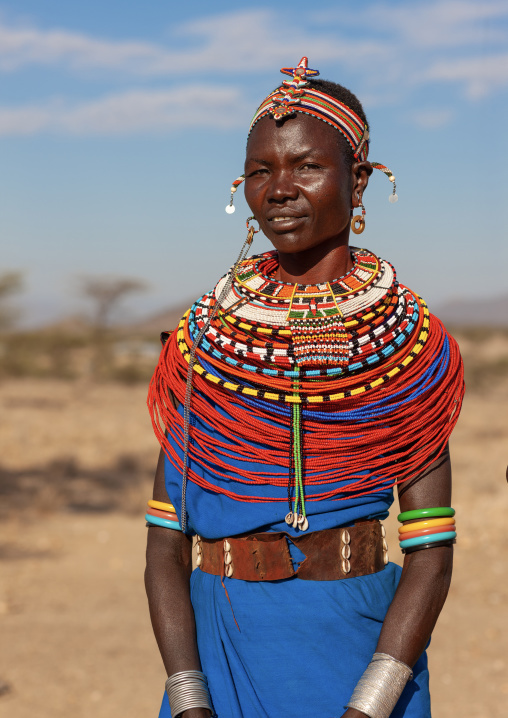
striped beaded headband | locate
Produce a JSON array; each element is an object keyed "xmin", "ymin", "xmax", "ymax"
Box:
[
  {"xmin": 249, "ymin": 57, "xmax": 370, "ymax": 161},
  {"xmin": 226, "ymin": 57, "xmax": 397, "ymax": 213}
]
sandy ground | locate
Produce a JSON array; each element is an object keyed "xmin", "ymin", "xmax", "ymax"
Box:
[{"xmin": 0, "ymin": 375, "xmax": 507, "ymax": 718}]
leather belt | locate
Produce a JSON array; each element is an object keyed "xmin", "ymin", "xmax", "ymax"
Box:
[{"xmin": 196, "ymin": 520, "xmax": 388, "ymax": 582}]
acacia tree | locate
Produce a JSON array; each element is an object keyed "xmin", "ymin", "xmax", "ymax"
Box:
[
  {"xmin": 79, "ymin": 276, "xmax": 147, "ymax": 379},
  {"xmin": 0, "ymin": 272, "xmax": 23, "ymax": 332}
]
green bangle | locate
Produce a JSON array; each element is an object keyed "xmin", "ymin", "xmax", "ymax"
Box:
[{"xmin": 397, "ymin": 507, "xmax": 455, "ymax": 523}]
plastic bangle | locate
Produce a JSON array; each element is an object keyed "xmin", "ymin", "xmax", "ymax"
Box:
[
  {"xmin": 397, "ymin": 507, "xmax": 455, "ymax": 523},
  {"xmin": 402, "ymin": 538, "xmax": 456, "ymax": 554},
  {"xmin": 145, "ymin": 514, "xmax": 182, "ymax": 531},
  {"xmin": 398, "ymin": 524, "xmax": 455, "ymax": 541},
  {"xmin": 399, "ymin": 531, "xmax": 456, "ymax": 550},
  {"xmin": 398, "ymin": 517, "xmax": 455, "ymax": 534},
  {"xmin": 146, "ymin": 507, "xmax": 179, "ymax": 522},
  {"xmin": 148, "ymin": 499, "xmax": 177, "ymax": 513}
]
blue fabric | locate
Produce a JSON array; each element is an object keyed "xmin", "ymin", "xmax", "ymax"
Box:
[
  {"xmin": 159, "ymin": 401, "xmax": 431, "ymax": 717},
  {"xmin": 158, "ymin": 565, "xmax": 430, "ymax": 717}
]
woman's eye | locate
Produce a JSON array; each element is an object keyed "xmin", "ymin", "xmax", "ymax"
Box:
[
  {"xmin": 301, "ymin": 163, "xmax": 320, "ymax": 170},
  {"xmin": 248, "ymin": 168, "xmax": 269, "ymax": 177}
]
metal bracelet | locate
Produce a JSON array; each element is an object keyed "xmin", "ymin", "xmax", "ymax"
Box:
[
  {"xmin": 346, "ymin": 652, "xmax": 413, "ymax": 718},
  {"xmin": 165, "ymin": 670, "xmax": 213, "ymax": 718}
]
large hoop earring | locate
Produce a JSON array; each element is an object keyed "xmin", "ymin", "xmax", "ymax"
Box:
[{"xmin": 351, "ymin": 201, "xmax": 366, "ymax": 235}]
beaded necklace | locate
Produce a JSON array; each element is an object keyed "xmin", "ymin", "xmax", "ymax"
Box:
[{"xmin": 148, "ymin": 248, "xmax": 464, "ymax": 532}]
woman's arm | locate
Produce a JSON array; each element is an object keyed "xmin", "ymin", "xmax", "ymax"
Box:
[
  {"xmin": 342, "ymin": 445, "xmax": 453, "ymax": 718},
  {"xmin": 145, "ymin": 448, "xmax": 212, "ymax": 718}
]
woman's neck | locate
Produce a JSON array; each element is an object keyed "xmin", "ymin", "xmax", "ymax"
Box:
[{"xmin": 274, "ymin": 239, "xmax": 353, "ymax": 285}]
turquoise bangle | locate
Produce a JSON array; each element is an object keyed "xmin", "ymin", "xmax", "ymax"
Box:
[
  {"xmin": 399, "ymin": 531, "xmax": 456, "ymax": 549},
  {"xmin": 397, "ymin": 507, "xmax": 455, "ymax": 523},
  {"xmin": 145, "ymin": 513, "xmax": 182, "ymax": 531}
]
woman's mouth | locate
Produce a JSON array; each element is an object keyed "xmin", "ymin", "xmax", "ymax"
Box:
[{"xmin": 267, "ymin": 215, "xmax": 306, "ymax": 230}]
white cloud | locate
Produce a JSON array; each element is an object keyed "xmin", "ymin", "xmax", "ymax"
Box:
[
  {"xmin": 362, "ymin": 0, "xmax": 508, "ymax": 49},
  {"xmin": 0, "ymin": 85, "xmax": 251, "ymax": 136},
  {"xmin": 313, "ymin": 1, "xmax": 508, "ymax": 98},
  {"xmin": 423, "ymin": 54, "xmax": 508, "ymax": 99},
  {"xmin": 0, "ymin": 19, "xmax": 173, "ymax": 73},
  {"xmin": 0, "ymin": 10, "xmax": 385, "ymax": 76},
  {"xmin": 0, "ymin": 1, "xmax": 506, "ymax": 139}
]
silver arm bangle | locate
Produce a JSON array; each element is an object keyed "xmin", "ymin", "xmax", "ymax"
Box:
[
  {"xmin": 165, "ymin": 670, "xmax": 213, "ymax": 718},
  {"xmin": 346, "ymin": 652, "xmax": 413, "ymax": 718}
]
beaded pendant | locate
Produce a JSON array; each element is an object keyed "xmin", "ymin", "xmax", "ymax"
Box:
[{"xmin": 287, "ymin": 285, "xmax": 348, "ymax": 367}]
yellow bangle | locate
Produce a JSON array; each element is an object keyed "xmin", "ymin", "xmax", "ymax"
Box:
[
  {"xmin": 148, "ymin": 499, "xmax": 176, "ymax": 513},
  {"xmin": 398, "ymin": 517, "xmax": 456, "ymax": 534}
]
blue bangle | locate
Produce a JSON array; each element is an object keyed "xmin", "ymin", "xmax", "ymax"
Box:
[
  {"xmin": 145, "ymin": 513, "xmax": 182, "ymax": 531},
  {"xmin": 399, "ymin": 531, "xmax": 456, "ymax": 550}
]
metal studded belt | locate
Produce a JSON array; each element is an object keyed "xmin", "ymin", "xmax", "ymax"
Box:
[{"xmin": 196, "ymin": 520, "xmax": 388, "ymax": 582}]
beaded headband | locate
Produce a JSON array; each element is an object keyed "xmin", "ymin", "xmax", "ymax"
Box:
[
  {"xmin": 226, "ymin": 57, "xmax": 397, "ymax": 214},
  {"xmin": 249, "ymin": 57, "xmax": 370, "ymax": 161}
]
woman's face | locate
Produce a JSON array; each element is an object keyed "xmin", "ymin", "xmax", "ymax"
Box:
[{"xmin": 244, "ymin": 113, "xmax": 355, "ymax": 255}]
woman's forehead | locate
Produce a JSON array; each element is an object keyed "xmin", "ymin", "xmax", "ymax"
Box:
[{"xmin": 246, "ymin": 114, "xmax": 343, "ymax": 160}]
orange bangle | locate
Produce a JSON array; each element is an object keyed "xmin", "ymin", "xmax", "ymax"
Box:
[
  {"xmin": 148, "ymin": 499, "xmax": 176, "ymax": 513},
  {"xmin": 399, "ymin": 517, "xmax": 455, "ymax": 534},
  {"xmin": 146, "ymin": 506, "xmax": 179, "ymax": 522},
  {"xmin": 399, "ymin": 524, "xmax": 456, "ymax": 541}
]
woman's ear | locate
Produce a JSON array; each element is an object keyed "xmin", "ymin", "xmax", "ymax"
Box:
[{"xmin": 351, "ymin": 161, "xmax": 373, "ymax": 206}]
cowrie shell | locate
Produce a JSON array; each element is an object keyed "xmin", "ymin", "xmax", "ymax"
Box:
[
  {"xmin": 341, "ymin": 530, "xmax": 351, "ymax": 545},
  {"xmin": 285, "ymin": 512, "xmax": 294, "ymax": 525},
  {"xmin": 224, "ymin": 551, "xmax": 232, "ymax": 565},
  {"xmin": 292, "ymin": 513, "xmax": 299, "ymax": 529},
  {"xmin": 224, "ymin": 540, "xmax": 231, "ymax": 553},
  {"xmin": 341, "ymin": 544, "xmax": 351, "ymax": 560},
  {"xmin": 382, "ymin": 538, "xmax": 388, "ymax": 552},
  {"xmin": 196, "ymin": 544, "xmax": 202, "ymax": 555},
  {"xmin": 196, "ymin": 554, "xmax": 202, "ymax": 566},
  {"xmin": 342, "ymin": 559, "xmax": 351, "ymax": 574},
  {"xmin": 380, "ymin": 524, "xmax": 386, "ymax": 538},
  {"xmin": 299, "ymin": 517, "xmax": 309, "ymax": 532},
  {"xmin": 383, "ymin": 551, "xmax": 389, "ymax": 565},
  {"xmin": 225, "ymin": 564, "xmax": 234, "ymax": 578}
]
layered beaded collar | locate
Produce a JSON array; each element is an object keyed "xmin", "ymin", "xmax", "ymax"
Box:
[{"xmin": 217, "ymin": 248, "xmax": 396, "ymax": 334}]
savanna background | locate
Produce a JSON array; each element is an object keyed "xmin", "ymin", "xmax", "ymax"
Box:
[{"xmin": 0, "ymin": 2, "xmax": 507, "ymax": 717}]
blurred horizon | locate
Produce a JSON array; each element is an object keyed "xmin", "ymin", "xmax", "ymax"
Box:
[{"xmin": 1, "ymin": 0, "xmax": 507, "ymax": 326}]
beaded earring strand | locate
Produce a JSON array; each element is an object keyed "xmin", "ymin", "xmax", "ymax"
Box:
[
  {"xmin": 180, "ymin": 217, "xmax": 260, "ymax": 532},
  {"xmin": 371, "ymin": 163, "xmax": 398, "ymax": 203},
  {"xmin": 225, "ymin": 175, "xmax": 246, "ymax": 214}
]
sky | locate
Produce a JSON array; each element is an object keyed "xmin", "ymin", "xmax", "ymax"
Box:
[{"xmin": 0, "ymin": 0, "xmax": 507, "ymax": 326}]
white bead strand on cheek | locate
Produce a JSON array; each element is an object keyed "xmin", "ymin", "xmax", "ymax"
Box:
[
  {"xmin": 165, "ymin": 670, "xmax": 213, "ymax": 718},
  {"xmin": 346, "ymin": 652, "xmax": 413, "ymax": 718}
]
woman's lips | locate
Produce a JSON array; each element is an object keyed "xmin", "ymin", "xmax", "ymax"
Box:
[{"xmin": 267, "ymin": 215, "xmax": 306, "ymax": 231}]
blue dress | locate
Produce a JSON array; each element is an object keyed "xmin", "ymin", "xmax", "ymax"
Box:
[{"xmin": 157, "ymin": 406, "xmax": 431, "ymax": 718}]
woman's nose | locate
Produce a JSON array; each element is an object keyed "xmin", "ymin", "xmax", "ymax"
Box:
[{"xmin": 267, "ymin": 170, "xmax": 298, "ymax": 203}]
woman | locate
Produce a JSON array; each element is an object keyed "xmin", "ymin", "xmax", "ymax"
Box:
[{"xmin": 145, "ymin": 58, "xmax": 464, "ymax": 718}]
